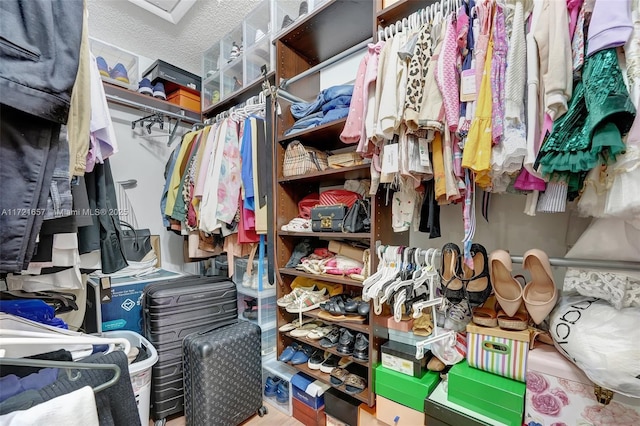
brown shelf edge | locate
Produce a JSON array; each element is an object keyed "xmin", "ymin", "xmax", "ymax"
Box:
[
  {"xmin": 376, "ymin": 0, "xmax": 437, "ymax": 25},
  {"xmin": 279, "ymin": 268, "xmax": 364, "ymax": 287},
  {"xmin": 277, "ymin": 118, "xmax": 347, "ymax": 144},
  {"xmin": 283, "ymin": 332, "xmax": 369, "ymax": 366},
  {"xmin": 277, "ymin": 163, "xmax": 370, "ymax": 183},
  {"xmin": 278, "ymin": 230, "xmax": 371, "ymax": 240},
  {"xmin": 290, "ymin": 362, "xmax": 370, "ymax": 404},
  {"xmin": 202, "ymin": 71, "xmax": 275, "ymax": 118}
]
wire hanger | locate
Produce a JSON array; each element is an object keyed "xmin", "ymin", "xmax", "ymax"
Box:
[{"xmin": 0, "ymin": 358, "xmax": 121, "ymax": 394}]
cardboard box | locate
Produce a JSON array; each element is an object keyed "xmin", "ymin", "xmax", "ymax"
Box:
[
  {"xmin": 425, "ymin": 381, "xmax": 508, "ymax": 426},
  {"xmin": 381, "ymin": 340, "xmax": 426, "ymax": 377},
  {"xmin": 293, "ymin": 397, "xmax": 326, "ymax": 426},
  {"xmin": 291, "ymin": 372, "xmax": 330, "ymax": 409},
  {"xmin": 376, "ymin": 395, "xmax": 425, "ymax": 426},
  {"xmin": 448, "ymin": 360, "xmax": 526, "ymax": 426},
  {"xmin": 328, "ymin": 240, "xmax": 366, "ymax": 261},
  {"xmin": 85, "ymin": 269, "xmax": 183, "ymax": 334},
  {"xmin": 326, "ymin": 414, "xmax": 349, "ymax": 426},
  {"xmin": 167, "ymin": 88, "xmax": 200, "ymax": 112},
  {"xmin": 387, "ymin": 316, "xmax": 414, "ymax": 332},
  {"xmin": 466, "ymin": 324, "xmax": 530, "ymax": 382},
  {"xmin": 357, "ymin": 403, "xmax": 378, "ymax": 426},
  {"xmin": 525, "ymin": 345, "xmax": 640, "ymax": 426},
  {"xmin": 374, "ymin": 364, "xmax": 440, "ymax": 411},
  {"xmin": 388, "ymin": 328, "xmax": 427, "ymax": 347},
  {"xmin": 142, "ymin": 59, "xmax": 201, "ymax": 94},
  {"xmin": 325, "ymin": 388, "xmax": 359, "ymax": 426}
]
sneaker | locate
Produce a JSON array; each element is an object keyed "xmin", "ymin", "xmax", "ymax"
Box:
[
  {"xmin": 264, "ymin": 376, "xmax": 281, "ymax": 397},
  {"xmin": 276, "ymin": 286, "xmax": 315, "ymax": 307},
  {"xmin": 444, "ymin": 300, "xmax": 472, "ymax": 332},
  {"xmin": 281, "ymin": 14, "xmax": 294, "ymax": 29},
  {"xmin": 308, "ymin": 350, "xmax": 328, "ymax": 370},
  {"xmin": 285, "ymin": 288, "xmax": 328, "ymax": 313},
  {"xmin": 137, "ymin": 78, "xmax": 153, "ymax": 96},
  {"xmin": 320, "ymin": 354, "xmax": 340, "ymax": 374},
  {"xmin": 275, "ymin": 380, "xmax": 289, "ymax": 404},
  {"xmin": 228, "ymin": 42, "xmax": 241, "ymax": 63},
  {"xmin": 255, "ymin": 28, "xmax": 266, "ymax": 43},
  {"xmin": 96, "ymin": 56, "xmax": 110, "ymax": 78},
  {"xmin": 298, "ymin": 1, "xmax": 308, "ymax": 17},
  {"xmin": 109, "ymin": 63, "xmax": 130, "ymax": 84},
  {"xmin": 153, "ymin": 82, "xmax": 166, "ymax": 100}
]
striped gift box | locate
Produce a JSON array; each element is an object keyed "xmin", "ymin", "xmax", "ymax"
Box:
[{"xmin": 466, "ymin": 324, "xmax": 530, "ymax": 382}]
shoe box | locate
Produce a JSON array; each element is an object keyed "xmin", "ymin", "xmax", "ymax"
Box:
[
  {"xmin": 142, "ymin": 59, "xmax": 201, "ymax": 95},
  {"xmin": 166, "ymin": 89, "xmax": 201, "ymax": 112},
  {"xmin": 447, "ymin": 360, "xmax": 526, "ymax": 426},
  {"xmin": 291, "ymin": 372, "xmax": 330, "ymax": 409},
  {"xmin": 466, "ymin": 324, "xmax": 530, "ymax": 382},
  {"xmin": 381, "ymin": 340, "xmax": 427, "ymax": 378},
  {"xmin": 425, "ymin": 381, "xmax": 500, "ymax": 426},
  {"xmin": 374, "ymin": 364, "xmax": 440, "ymax": 412},
  {"xmin": 525, "ymin": 345, "xmax": 640, "ymax": 426},
  {"xmin": 376, "ymin": 395, "xmax": 425, "ymax": 426},
  {"xmin": 293, "ymin": 397, "xmax": 326, "ymax": 426},
  {"xmin": 324, "ymin": 388, "xmax": 359, "ymax": 426}
]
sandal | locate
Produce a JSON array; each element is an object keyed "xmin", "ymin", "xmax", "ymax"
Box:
[
  {"xmin": 317, "ymin": 310, "xmax": 366, "ymax": 323},
  {"xmin": 465, "ymin": 243, "xmax": 492, "ymax": 307},
  {"xmin": 343, "ymin": 373, "xmax": 366, "ymax": 395},
  {"xmin": 330, "ymin": 367, "xmax": 349, "ymax": 386},
  {"xmin": 290, "ymin": 322, "xmax": 323, "ymax": 337},
  {"xmin": 440, "ymin": 243, "xmax": 465, "ymax": 304},
  {"xmin": 307, "ymin": 325, "xmax": 336, "ymax": 340},
  {"xmin": 320, "ymin": 327, "xmax": 341, "ymax": 348},
  {"xmin": 497, "ymin": 304, "xmax": 529, "ymax": 331},
  {"xmin": 278, "ymin": 317, "xmax": 315, "ymax": 332},
  {"xmin": 412, "ymin": 312, "xmax": 433, "ymax": 337},
  {"xmin": 472, "ymin": 295, "xmax": 499, "ymax": 327}
]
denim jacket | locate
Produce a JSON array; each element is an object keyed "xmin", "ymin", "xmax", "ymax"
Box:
[{"xmin": 0, "ymin": 0, "xmax": 83, "ymax": 123}]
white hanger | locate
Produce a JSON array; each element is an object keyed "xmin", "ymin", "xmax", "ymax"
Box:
[{"xmin": 362, "ymin": 245, "xmax": 388, "ymax": 300}]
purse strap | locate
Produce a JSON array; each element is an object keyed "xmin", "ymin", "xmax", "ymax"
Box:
[{"xmin": 119, "ymin": 220, "xmax": 141, "ymax": 249}]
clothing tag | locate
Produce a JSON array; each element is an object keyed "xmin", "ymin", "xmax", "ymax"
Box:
[
  {"xmin": 418, "ymin": 138, "xmax": 431, "ymax": 166},
  {"xmin": 460, "ymin": 69, "xmax": 476, "ymax": 101},
  {"xmin": 381, "ymin": 143, "xmax": 399, "ymax": 174},
  {"xmin": 100, "ymin": 277, "xmax": 112, "ymax": 303}
]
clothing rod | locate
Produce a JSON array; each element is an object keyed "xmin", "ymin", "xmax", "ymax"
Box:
[
  {"xmin": 280, "ymin": 37, "xmax": 374, "ymax": 89},
  {"xmin": 104, "ymin": 93, "xmax": 200, "ymax": 124},
  {"xmin": 510, "ymin": 256, "xmax": 640, "ymax": 271}
]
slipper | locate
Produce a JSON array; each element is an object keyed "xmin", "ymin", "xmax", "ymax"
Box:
[
  {"xmin": 329, "ymin": 367, "xmax": 349, "ymax": 386},
  {"xmin": 290, "ymin": 322, "xmax": 322, "ymax": 337},
  {"xmin": 320, "ymin": 327, "xmax": 341, "ymax": 348},
  {"xmin": 412, "ymin": 312, "xmax": 433, "ymax": 337},
  {"xmin": 472, "ymin": 295, "xmax": 499, "ymax": 328},
  {"xmin": 343, "ymin": 373, "xmax": 366, "ymax": 395},
  {"xmin": 318, "ymin": 310, "xmax": 366, "ymax": 323},
  {"xmin": 278, "ymin": 317, "xmax": 315, "ymax": 332},
  {"xmin": 497, "ymin": 304, "xmax": 529, "ymax": 331},
  {"xmin": 307, "ymin": 325, "xmax": 336, "ymax": 340}
]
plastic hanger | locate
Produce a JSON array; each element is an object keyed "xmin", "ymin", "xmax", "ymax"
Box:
[{"xmin": 0, "ymin": 358, "xmax": 122, "ymax": 394}]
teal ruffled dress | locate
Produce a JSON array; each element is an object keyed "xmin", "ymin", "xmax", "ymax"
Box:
[{"xmin": 535, "ymin": 47, "xmax": 636, "ymax": 192}]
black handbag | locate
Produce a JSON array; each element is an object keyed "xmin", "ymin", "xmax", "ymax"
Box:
[
  {"xmin": 342, "ymin": 199, "xmax": 370, "ymax": 233},
  {"xmin": 311, "ymin": 205, "xmax": 347, "ymax": 232},
  {"xmin": 119, "ymin": 221, "xmax": 152, "ymax": 261}
]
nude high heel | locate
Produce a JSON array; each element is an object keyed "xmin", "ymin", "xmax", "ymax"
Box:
[
  {"xmin": 522, "ymin": 249, "xmax": 558, "ymax": 325},
  {"xmin": 489, "ymin": 249, "xmax": 523, "ymax": 317}
]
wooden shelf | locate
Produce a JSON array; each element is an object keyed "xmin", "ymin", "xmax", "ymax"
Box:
[
  {"xmin": 303, "ymin": 309, "xmax": 370, "ymax": 334},
  {"xmin": 376, "ymin": 0, "xmax": 436, "ymax": 26},
  {"xmin": 284, "ymin": 332, "xmax": 369, "ymax": 366},
  {"xmin": 275, "ymin": 0, "xmax": 374, "ymax": 64},
  {"xmin": 290, "ymin": 362, "xmax": 370, "ymax": 404},
  {"xmin": 278, "ymin": 163, "xmax": 371, "ymax": 183},
  {"xmin": 279, "ymin": 268, "xmax": 364, "ymax": 287},
  {"xmin": 103, "ymin": 82, "xmax": 201, "ymax": 123},
  {"xmin": 278, "ymin": 230, "xmax": 371, "ymax": 240},
  {"xmin": 278, "ymin": 117, "xmax": 347, "ymax": 145},
  {"xmin": 202, "ymin": 70, "xmax": 275, "ymax": 118}
]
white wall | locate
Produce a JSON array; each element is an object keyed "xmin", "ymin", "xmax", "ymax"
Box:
[{"xmin": 107, "ymin": 105, "xmax": 198, "ymax": 274}]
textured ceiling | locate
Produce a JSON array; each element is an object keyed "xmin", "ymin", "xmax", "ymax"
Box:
[{"xmin": 87, "ymin": 0, "xmax": 258, "ymax": 76}]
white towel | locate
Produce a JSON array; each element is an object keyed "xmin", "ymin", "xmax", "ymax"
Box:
[{"xmin": 0, "ymin": 386, "xmax": 99, "ymax": 426}]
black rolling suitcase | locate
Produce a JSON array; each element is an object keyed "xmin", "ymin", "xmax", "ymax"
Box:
[
  {"xmin": 142, "ymin": 276, "xmax": 237, "ymax": 424},
  {"xmin": 183, "ymin": 321, "xmax": 267, "ymax": 426}
]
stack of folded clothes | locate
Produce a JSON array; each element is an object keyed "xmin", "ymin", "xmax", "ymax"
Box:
[{"xmin": 284, "ymin": 84, "xmax": 353, "ymax": 136}]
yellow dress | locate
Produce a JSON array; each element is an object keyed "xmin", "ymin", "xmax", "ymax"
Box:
[
  {"xmin": 462, "ymin": 35, "xmax": 494, "ymax": 189},
  {"xmin": 432, "ymin": 131, "xmax": 447, "ymax": 201}
]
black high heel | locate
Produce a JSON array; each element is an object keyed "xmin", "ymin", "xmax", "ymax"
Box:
[
  {"xmin": 465, "ymin": 243, "xmax": 492, "ymax": 307},
  {"xmin": 440, "ymin": 243, "xmax": 465, "ymax": 304}
]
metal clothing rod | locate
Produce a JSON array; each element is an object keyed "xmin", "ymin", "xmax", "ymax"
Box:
[
  {"xmin": 105, "ymin": 93, "xmax": 200, "ymax": 124},
  {"xmin": 280, "ymin": 37, "xmax": 373, "ymax": 90},
  {"xmin": 510, "ymin": 256, "xmax": 640, "ymax": 272}
]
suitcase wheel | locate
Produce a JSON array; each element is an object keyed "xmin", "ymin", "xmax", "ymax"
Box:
[
  {"xmin": 257, "ymin": 406, "xmax": 268, "ymax": 417},
  {"xmin": 154, "ymin": 419, "xmax": 166, "ymax": 426}
]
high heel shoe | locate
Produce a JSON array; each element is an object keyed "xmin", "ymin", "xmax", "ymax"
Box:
[
  {"xmin": 465, "ymin": 243, "xmax": 492, "ymax": 307},
  {"xmin": 490, "ymin": 249, "xmax": 523, "ymax": 317},
  {"xmin": 522, "ymin": 249, "xmax": 558, "ymax": 325},
  {"xmin": 440, "ymin": 243, "xmax": 465, "ymax": 304}
]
